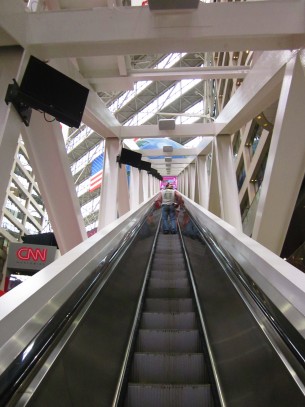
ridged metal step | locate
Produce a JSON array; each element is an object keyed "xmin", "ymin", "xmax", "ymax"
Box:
[
  {"xmin": 136, "ymin": 329, "xmax": 202, "ymax": 352},
  {"xmin": 125, "ymin": 384, "xmax": 213, "ymax": 407},
  {"xmin": 129, "ymin": 353, "xmax": 206, "ymax": 383},
  {"xmin": 150, "ymin": 270, "xmax": 187, "ymax": 279},
  {"xmin": 146, "ymin": 287, "xmax": 192, "ymax": 298},
  {"xmin": 145, "ymin": 298, "xmax": 194, "ymax": 312},
  {"xmin": 149, "ymin": 277, "xmax": 189, "ymax": 288},
  {"xmin": 123, "ymin": 231, "xmax": 213, "ymax": 406},
  {"xmin": 141, "ymin": 312, "xmax": 197, "ymax": 329}
]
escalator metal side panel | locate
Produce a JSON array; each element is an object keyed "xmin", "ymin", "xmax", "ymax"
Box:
[
  {"xmin": 18, "ymin": 211, "xmax": 160, "ymax": 407},
  {"xmin": 179, "ymin": 214, "xmax": 305, "ymax": 407}
]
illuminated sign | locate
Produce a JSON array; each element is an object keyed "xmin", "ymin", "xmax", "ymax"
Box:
[
  {"xmin": 7, "ymin": 243, "xmax": 57, "ymax": 272},
  {"xmin": 16, "ymin": 247, "xmax": 47, "ymax": 262}
]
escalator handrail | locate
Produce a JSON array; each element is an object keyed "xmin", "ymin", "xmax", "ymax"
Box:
[
  {"xmin": 0, "ymin": 205, "xmax": 155, "ymax": 407},
  {"xmin": 187, "ymin": 210, "xmax": 305, "ymax": 372}
]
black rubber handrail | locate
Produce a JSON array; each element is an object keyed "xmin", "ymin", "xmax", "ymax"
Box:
[
  {"xmin": 186, "ymin": 210, "xmax": 305, "ymax": 371},
  {"xmin": 0, "ymin": 206, "xmax": 154, "ymax": 407}
]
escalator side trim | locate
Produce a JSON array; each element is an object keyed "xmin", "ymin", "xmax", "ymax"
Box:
[{"xmin": 186, "ymin": 211, "xmax": 305, "ymax": 395}]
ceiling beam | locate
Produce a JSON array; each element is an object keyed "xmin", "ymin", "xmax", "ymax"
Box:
[
  {"xmin": 1, "ymin": 1, "xmax": 304, "ymax": 58},
  {"xmin": 116, "ymin": 123, "xmax": 223, "ymax": 139}
]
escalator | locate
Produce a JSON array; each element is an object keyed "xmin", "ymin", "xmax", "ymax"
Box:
[
  {"xmin": 1, "ymin": 206, "xmax": 305, "ymax": 406},
  {"xmin": 123, "ymin": 231, "xmax": 214, "ymax": 406}
]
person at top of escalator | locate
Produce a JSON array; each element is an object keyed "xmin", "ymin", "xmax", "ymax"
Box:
[{"xmin": 155, "ymin": 183, "xmax": 184, "ymax": 234}]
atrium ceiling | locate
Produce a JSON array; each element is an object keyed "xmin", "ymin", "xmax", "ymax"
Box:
[{"xmin": 1, "ymin": 0, "xmax": 303, "ymax": 177}]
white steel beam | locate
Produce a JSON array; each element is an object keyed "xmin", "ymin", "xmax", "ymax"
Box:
[
  {"xmin": 188, "ymin": 163, "xmax": 196, "ymax": 201},
  {"xmin": 1, "ymin": 1, "xmax": 304, "ymax": 57},
  {"xmin": 21, "ymin": 111, "xmax": 87, "ymax": 254},
  {"xmin": 117, "ymin": 163, "xmax": 130, "ymax": 217},
  {"xmin": 214, "ymin": 135, "xmax": 242, "ymax": 231},
  {"xmin": 117, "ymin": 123, "xmax": 221, "ymax": 139},
  {"xmin": 129, "ymin": 167, "xmax": 141, "ymax": 209},
  {"xmin": 252, "ymin": 55, "xmax": 305, "ymax": 255},
  {"xmin": 215, "ymin": 50, "xmax": 297, "ymax": 135},
  {"xmin": 0, "ymin": 47, "xmax": 24, "ymax": 222},
  {"xmin": 195, "ymin": 156, "xmax": 209, "ymax": 209},
  {"xmin": 208, "ymin": 141, "xmax": 221, "ymax": 218},
  {"xmin": 98, "ymin": 137, "xmax": 121, "ymax": 229},
  {"xmin": 128, "ymin": 66, "xmax": 251, "ymax": 82}
]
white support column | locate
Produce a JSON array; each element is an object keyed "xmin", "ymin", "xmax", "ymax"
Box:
[
  {"xmin": 215, "ymin": 135, "xmax": 243, "ymax": 231},
  {"xmin": 252, "ymin": 55, "xmax": 305, "ymax": 254},
  {"xmin": 184, "ymin": 169, "xmax": 189, "ymax": 197},
  {"xmin": 129, "ymin": 166, "xmax": 140, "ymax": 209},
  {"xmin": 147, "ymin": 174, "xmax": 152, "ymax": 198},
  {"xmin": 148, "ymin": 174, "xmax": 152, "ymax": 197},
  {"xmin": 155, "ymin": 177, "xmax": 160, "ymax": 194},
  {"xmin": 139, "ymin": 170, "xmax": 144, "ymax": 204},
  {"xmin": 142, "ymin": 170, "xmax": 149, "ymax": 201},
  {"xmin": 98, "ymin": 137, "xmax": 120, "ymax": 230},
  {"xmin": 21, "ymin": 111, "xmax": 87, "ymax": 254},
  {"xmin": 188, "ymin": 163, "xmax": 196, "ymax": 201},
  {"xmin": 0, "ymin": 47, "xmax": 24, "ymax": 221},
  {"xmin": 180, "ymin": 170, "xmax": 185, "ymax": 195},
  {"xmin": 208, "ymin": 146, "xmax": 222, "ymax": 217},
  {"xmin": 195, "ymin": 156, "xmax": 210, "ymax": 209},
  {"xmin": 117, "ymin": 163, "xmax": 130, "ymax": 217}
]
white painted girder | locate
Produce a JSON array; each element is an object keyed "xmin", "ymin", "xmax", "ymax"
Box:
[
  {"xmin": 98, "ymin": 137, "xmax": 121, "ymax": 229},
  {"xmin": 252, "ymin": 55, "xmax": 305, "ymax": 255},
  {"xmin": 128, "ymin": 66, "xmax": 251, "ymax": 82},
  {"xmin": 215, "ymin": 50, "xmax": 298, "ymax": 135},
  {"xmin": 1, "ymin": 1, "xmax": 304, "ymax": 58},
  {"xmin": 117, "ymin": 123, "xmax": 222, "ymax": 139},
  {"xmin": 21, "ymin": 111, "xmax": 88, "ymax": 254},
  {"xmin": 0, "ymin": 47, "xmax": 26, "ymax": 224}
]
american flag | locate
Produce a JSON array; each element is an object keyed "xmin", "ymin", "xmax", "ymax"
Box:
[{"xmin": 89, "ymin": 154, "xmax": 104, "ymax": 192}]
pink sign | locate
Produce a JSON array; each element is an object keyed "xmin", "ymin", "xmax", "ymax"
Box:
[{"xmin": 160, "ymin": 176, "xmax": 177, "ymax": 190}]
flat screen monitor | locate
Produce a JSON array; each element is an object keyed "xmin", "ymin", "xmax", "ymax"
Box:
[
  {"xmin": 118, "ymin": 148, "xmax": 142, "ymax": 167},
  {"xmin": 140, "ymin": 160, "xmax": 151, "ymax": 172},
  {"xmin": 20, "ymin": 56, "xmax": 89, "ymax": 128}
]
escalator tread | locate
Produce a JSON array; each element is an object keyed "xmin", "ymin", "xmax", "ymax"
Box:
[{"xmin": 124, "ymin": 231, "xmax": 214, "ymax": 406}]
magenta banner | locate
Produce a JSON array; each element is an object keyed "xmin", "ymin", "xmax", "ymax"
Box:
[{"xmin": 160, "ymin": 176, "xmax": 177, "ymax": 190}]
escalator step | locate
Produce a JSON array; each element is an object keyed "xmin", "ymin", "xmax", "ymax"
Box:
[
  {"xmin": 136, "ymin": 329, "xmax": 201, "ymax": 352},
  {"xmin": 145, "ymin": 298, "xmax": 194, "ymax": 312},
  {"xmin": 124, "ymin": 383, "xmax": 213, "ymax": 407},
  {"xmin": 152, "ymin": 260, "xmax": 186, "ymax": 268},
  {"xmin": 150, "ymin": 271, "xmax": 187, "ymax": 279},
  {"xmin": 141, "ymin": 312, "xmax": 197, "ymax": 329},
  {"xmin": 148, "ymin": 278, "xmax": 189, "ymax": 288},
  {"xmin": 146, "ymin": 287, "xmax": 191, "ymax": 298},
  {"xmin": 129, "ymin": 353, "xmax": 206, "ymax": 383}
]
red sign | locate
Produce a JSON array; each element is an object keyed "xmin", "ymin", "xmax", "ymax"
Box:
[
  {"xmin": 7, "ymin": 243, "xmax": 57, "ymax": 272},
  {"xmin": 16, "ymin": 247, "xmax": 47, "ymax": 262}
]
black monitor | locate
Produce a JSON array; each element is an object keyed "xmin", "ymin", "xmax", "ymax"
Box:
[
  {"xmin": 117, "ymin": 147, "xmax": 142, "ymax": 168},
  {"xmin": 139, "ymin": 160, "xmax": 151, "ymax": 172},
  {"xmin": 12, "ymin": 55, "xmax": 89, "ymax": 128}
]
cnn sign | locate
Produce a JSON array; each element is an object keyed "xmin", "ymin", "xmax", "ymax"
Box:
[{"xmin": 7, "ymin": 243, "xmax": 57, "ymax": 271}]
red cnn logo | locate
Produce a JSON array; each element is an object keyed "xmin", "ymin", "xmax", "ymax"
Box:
[{"xmin": 16, "ymin": 247, "xmax": 47, "ymax": 262}]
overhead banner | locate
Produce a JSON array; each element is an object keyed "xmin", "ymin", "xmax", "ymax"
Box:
[{"xmin": 7, "ymin": 243, "xmax": 57, "ymax": 272}]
